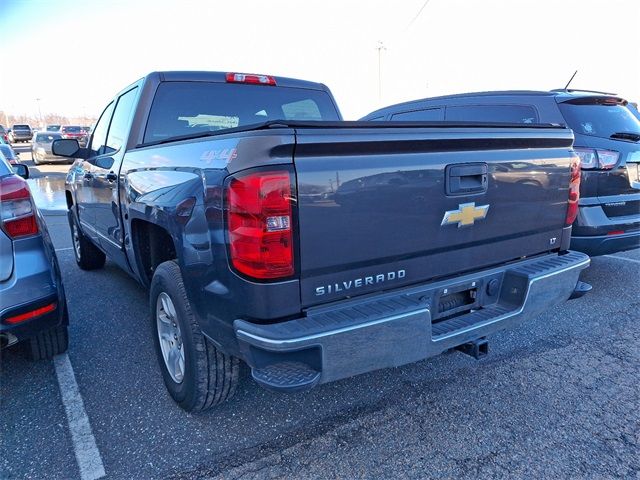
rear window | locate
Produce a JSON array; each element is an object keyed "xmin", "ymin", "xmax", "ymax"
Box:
[
  {"xmin": 144, "ymin": 81, "xmax": 340, "ymax": 143},
  {"xmin": 12, "ymin": 125, "xmax": 30, "ymax": 129},
  {"xmin": 557, "ymin": 103, "xmax": 640, "ymax": 139},
  {"xmin": 36, "ymin": 133, "xmax": 61, "ymax": 142},
  {"xmin": 445, "ymin": 105, "xmax": 538, "ymax": 123},
  {"xmin": 62, "ymin": 126, "xmax": 82, "ymax": 132},
  {"xmin": 391, "ymin": 108, "xmax": 444, "ymax": 121}
]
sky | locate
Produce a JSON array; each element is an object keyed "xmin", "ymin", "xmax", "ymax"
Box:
[{"xmin": 1, "ymin": 0, "xmax": 639, "ymax": 121}]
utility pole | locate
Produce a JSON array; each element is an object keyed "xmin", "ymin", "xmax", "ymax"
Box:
[
  {"xmin": 36, "ymin": 98, "xmax": 43, "ymax": 127},
  {"xmin": 376, "ymin": 41, "xmax": 386, "ymax": 102}
]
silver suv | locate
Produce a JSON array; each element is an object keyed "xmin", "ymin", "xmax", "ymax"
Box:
[{"xmin": 0, "ymin": 151, "xmax": 69, "ymax": 358}]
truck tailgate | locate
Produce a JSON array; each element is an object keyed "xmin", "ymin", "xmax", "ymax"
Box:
[{"xmin": 293, "ymin": 126, "xmax": 575, "ymax": 307}]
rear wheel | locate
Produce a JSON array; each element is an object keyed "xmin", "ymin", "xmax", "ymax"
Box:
[
  {"xmin": 150, "ymin": 260, "xmax": 239, "ymax": 412},
  {"xmin": 27, "ymin": 324, "xmax": 69, "ymax": 360},
  {"xmin": 68, "ymin": 210, "xmax": 106, "ymax": 270}
]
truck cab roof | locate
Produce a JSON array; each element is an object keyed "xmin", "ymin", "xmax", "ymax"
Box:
[{"xmin": 137, "ymin": 71, "xmax": 331, "ymax": 93}]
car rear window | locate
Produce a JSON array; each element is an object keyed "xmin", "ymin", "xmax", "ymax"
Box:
[
  {"xmin": 144, "ymin": 81, "xmax": 341, "ymax": 143},
  {"xmin": 445, "ymin": 105, "xmax": 538, "ymax": 123},
  {"xmin": 36, "ymin": 133, "xmax": 61, "ymax": 142},
  {"xmin": 13, "ymin": 125, "xmax": 30, "ymax": 129},
  {"xmin": 557, "ymin": 102, "xmax": 640, "ymax": 139},
  {"xmin": 62, "ymin": 126, "xmax": 82, "ymax": 132}
]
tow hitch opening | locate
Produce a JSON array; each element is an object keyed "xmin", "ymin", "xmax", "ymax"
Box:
[{"xmin": 455, "ymin": 337, "xmax": 489, "ymax": 359}]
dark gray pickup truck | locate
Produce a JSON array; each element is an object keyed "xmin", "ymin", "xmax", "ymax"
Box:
[{"xmin": 56, "ymin": 71, "xmax": 590, "ymax": 411}]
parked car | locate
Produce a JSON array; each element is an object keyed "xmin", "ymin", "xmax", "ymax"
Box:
[
  {"xmin": 31, "ymin": 132, "xmax": 70, "ymax": 164},
  {"xmin": 0, "ymin": 125, "xmax": 9, "ymax": 143},
  {"xmin": 55, "ymin": 71, "xmax": 589, "ymax": 411},
  {"xmin": 0, "ymin": 144, "xmax": 20, "ymax": 165},
  {"xmin": 362, "ymin": 89, "xmax": 640, "ymax": 256},
  {"xmin": 0, "ymin": 151, "xmax": 69, "ymax": 359},
  {"xmin": 10, "ymin": 124, "xmax": 33, "ymax": 143},
  {"xmin": 60, "ymin": 125, "xmax": 88, "ymax": 147}
]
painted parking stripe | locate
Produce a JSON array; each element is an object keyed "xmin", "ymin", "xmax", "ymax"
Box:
[
  {"xmin": 605, "ymin": 255, "xmax": 640, "ymax": 265},
  {"xmin": 54, "ymin": 354, "xmax": 106, "ymax": 480}
]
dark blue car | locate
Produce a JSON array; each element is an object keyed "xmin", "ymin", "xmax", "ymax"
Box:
[{"xmin": 362, "ymin": 89, "xmax": 640, "ymax": 256}]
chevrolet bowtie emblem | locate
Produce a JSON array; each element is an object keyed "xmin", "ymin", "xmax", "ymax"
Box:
[{"xmin": 441, "ymin": 202, "xmax": 490, "ymax": 227}]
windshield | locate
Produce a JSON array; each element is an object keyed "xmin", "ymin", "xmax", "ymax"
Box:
[
  {"xmin": 144, "ymin": 81, "xmax": 340, "ymax": 143},
  {"xmin": 0, "ymin": 150, "xmax": 9, "ymax": 174},
  {"xmin": 558, "ymin": 102, "xmax": 640, "ymax": 139},
  {"xmin": 0, "ymin": 145, "xmax": 16, "ymax": 159}
]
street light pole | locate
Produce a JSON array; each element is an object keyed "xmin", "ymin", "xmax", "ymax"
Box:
[
  {"xmin": 376, "ymin": 41, "xmax": 386, "ymax": 102},
  {"xmin": 36, "ymin": 98, "xmax": 43, "ymax": 127}
]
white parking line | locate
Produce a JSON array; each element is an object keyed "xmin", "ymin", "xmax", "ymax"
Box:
[
  {"xmin": 605, "ymin": 255, "xmax": 640, "ymax": 265},
  {"xmin": 54, "ymin": 354, "xmax": 106, "ymax": 480}
]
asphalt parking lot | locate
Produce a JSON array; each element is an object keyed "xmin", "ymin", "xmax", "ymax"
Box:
[{"xmin": 1, "ymin": 143, "xmax": 639, "ymax": 479}]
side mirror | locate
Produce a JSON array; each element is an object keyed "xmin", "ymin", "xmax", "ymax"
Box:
[
  {"xmin": 12, "ymin": 164, "xmax": 29, "ymax": 179},
  {"xmin": 52, "ymin": 138, "xmax": 80, "ymax": 157}
]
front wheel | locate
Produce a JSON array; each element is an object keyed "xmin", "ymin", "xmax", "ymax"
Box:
[
  {"xmin": 68, "ymin": 210, "xmax": 106, "ymax": 270},
  {"xmin": 150, "ymin": 261, "xmax": 239, "ymax": 412}
]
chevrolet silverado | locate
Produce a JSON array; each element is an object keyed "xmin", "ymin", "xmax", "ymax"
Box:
[{"xmin": 55, "ymin": 71, "xmax": 590, "ymax": 411}]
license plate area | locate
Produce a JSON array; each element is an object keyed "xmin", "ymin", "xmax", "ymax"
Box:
[
  {"xmin": 433, "ymin": 283, "xmax": 479, "ymax": 323},
  {"xmin": 430, "ymin": 273, "xmax": 503, "ymax": 324}
]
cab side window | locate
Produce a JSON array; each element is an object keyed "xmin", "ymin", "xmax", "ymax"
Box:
[
  {"xmin": 105, "ymin": 87, "xmax": 139, "ymax": 153},
  {"xmin": 90, "ymin": 102, "xmax": 115, "ymax": 157}
]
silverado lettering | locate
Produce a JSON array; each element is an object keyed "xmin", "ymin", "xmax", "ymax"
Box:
[{"xmin": 315, "ymin": 270, "xmax": 407, "ymax": 296}]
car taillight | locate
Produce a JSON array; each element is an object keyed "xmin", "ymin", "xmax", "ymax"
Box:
[
  {"xmin": 565, "ymin": 155, "xmax": 581, "ymax": 226},
  {"xmin": 4, "ymin": 302, "xmax": 56, "ymax": 325},
  {"xmin": 0, "ymin": 176, "xmax": 39, "ymax": 238},
  {"xmin": 227, "ymin": 169, "xmax": 294, "ymax": 279},
  {"xmin": 574, "ymin": 147, "xmax": 619, "ymax": 170},
  {"xmin": 225, "ymin": 72, "xmax": 277, "ymax": 86}
]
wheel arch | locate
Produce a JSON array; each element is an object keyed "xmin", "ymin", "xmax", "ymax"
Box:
[{"xmin": 130, "ymin": 218, "xmax": 179, "ymax": 287}]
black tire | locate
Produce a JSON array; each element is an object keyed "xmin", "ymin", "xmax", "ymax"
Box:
[
  {"xmin": 27, "ymin": 324, "xmax": 69, "ymax": 360},
  {"xmin": 68, "ymin": 210, "xmax": 106, "ymax": 270},
  {"xmin": 150, "ymin": 260, "xmax": 239, "ymax": 412}
]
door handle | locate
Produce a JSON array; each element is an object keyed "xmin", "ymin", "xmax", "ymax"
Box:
[
  {"xmin": 106, "ymin": 172, "xmax": 117, "ymax": 182},
  {"xmin": 446, "ymin": 163, "xmax": 488, "ymax": 195}
]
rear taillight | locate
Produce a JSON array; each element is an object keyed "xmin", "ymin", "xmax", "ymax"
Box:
[
  {"xmin": 225, "ymin": 72, "xmax": 277, "ymax": 86},
  {"xmin": 565, "ymin": 155, "xmax": 581, "ymax": 226},
  {"xmin": 227, "ymin": 170, "xmax": 294, "ymax": 279},
  {"xmin": 574, "ymin": 147, "xmax": 619, "ymax": 170},
  {"xmin": 4, "ymin": 302, "xmax": 56, "ymax": 325},
  {"xmin": 0, "ymin": 176, "xmax": 39, "ymax": 238}
]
